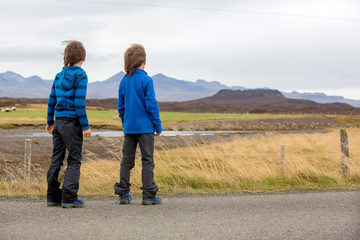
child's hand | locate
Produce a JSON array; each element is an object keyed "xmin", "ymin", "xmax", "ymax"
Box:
[
  {"xmin": 83, "ymin": 128, "xmax": 92, "ymax": 138},
  {"xmin": 154, "ymin": 132, "xmax": 162, "ymax": 136},
  {"xmin": 45, "ymin": 125, "xmax": 53, "ymax": 135}
]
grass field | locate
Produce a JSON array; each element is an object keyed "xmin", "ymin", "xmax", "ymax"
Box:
[
  {"xmin": 1, "ymin": 105, "xmax": 359, "ymax": 197},
  {"xmin": 0, "ymin": 108, "xmax": 314, "ymax": 129},
  {"xmin": 1, "ymin": 128, "xmax": 359, "ymax": 197},
  {"xmin": 328, "ymin": 115, "xmax": 360, "ymax": 128}
]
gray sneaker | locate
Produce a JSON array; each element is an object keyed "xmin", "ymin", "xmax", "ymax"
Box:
[{"xmin": 117, "ymin": 194, "xmax": 132, "ymax": 204}]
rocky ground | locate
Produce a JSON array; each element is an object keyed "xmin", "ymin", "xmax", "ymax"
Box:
[{"xmin": 163, "ymin": 116, "xmax": 342, "ymax": 131}]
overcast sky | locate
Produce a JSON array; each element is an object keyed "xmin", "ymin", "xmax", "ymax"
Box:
[{"xmin": 1, "ymin": 0, "xmax": 359, "ymax": 99}]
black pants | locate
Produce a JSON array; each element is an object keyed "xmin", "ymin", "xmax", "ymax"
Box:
[
  {"xmin": 114, "ymin": 134, "xmax": 159, "ymax": 199},
  {"xmin": 47, "ymin": 118, "xmax": 83, "ymax": 203}
]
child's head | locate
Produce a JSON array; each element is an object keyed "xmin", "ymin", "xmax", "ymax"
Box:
[
  {"xmin": 63, "ymin": 40, "xmax": 86, "ymax": 67},
  {"xmin": 124, "ymin": 44, "xmax": 146, "ymax": 76}
]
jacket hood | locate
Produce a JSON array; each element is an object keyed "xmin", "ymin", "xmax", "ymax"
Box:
[{"xmin": 56, "ymin": 66, "xmax": 82, "ymax": 90}]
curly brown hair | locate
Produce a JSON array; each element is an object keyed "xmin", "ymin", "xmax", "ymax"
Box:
[
  {"xmin": 124, "ymin": 44, "xmax": 146, "ymax": 76},
  {"xmin": 63, "ymin": 40, "xmax": 86, "ymax": 67}
]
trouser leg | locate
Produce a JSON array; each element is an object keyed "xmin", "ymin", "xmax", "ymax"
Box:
[
  {"xmin": 59, "ymin": 119, "xmax": 83, "ymax": 203},
  {"xmin": 47, "ymin": 122, "xmax": 66, "ymax": 202},
  {"xmin": 114, "ymin": 134, "xmax": 137, "ymax": 195},
  {"xmin": 138, "ymin": 133, "xmax": 158, "ymax": 199}
]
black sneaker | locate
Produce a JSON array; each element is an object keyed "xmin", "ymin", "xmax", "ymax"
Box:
[
  {"xmin": 61, "ymin": 199, "xmax": 84, "ymax": 208},
  {"xmin": 142, "ymin": 197, "xmax": 162, "ymax": 205},
  {"xmin": 117, "ymin": 193, "xmax": 132, "ymax": 204}
]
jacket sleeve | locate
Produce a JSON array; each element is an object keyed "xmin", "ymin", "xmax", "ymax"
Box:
[
  {"xmin": 118, "ymin": 80, "xmax": 125, "ymax": 125},
  {"xmin": 46, "ymin": 82, "xmax": 57, "ymax": 125},
  {"xmin": 144, "ymin": 78, "xmax": 162, "ymax": 133},
  {"xmin": 74, "ymin": 72, "xmax": 90, "ymax": 130}
]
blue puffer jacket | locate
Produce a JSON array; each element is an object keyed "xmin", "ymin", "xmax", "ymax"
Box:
[
  {"xmin": 47, "ymin": 66, "xmax": 90, "ymax": 130},
  {"xmin": 118, "ymin": 69, "xmax": 162, "ymax": 134}
]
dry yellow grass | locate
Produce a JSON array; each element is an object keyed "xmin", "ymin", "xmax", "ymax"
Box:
[
  {"xmin": 1, "ymin": 128, "xmax": 360, "ymax": 197},
  {"xmin": 151, "ymin": 128, "xmax": 360, "ymax": 193}
]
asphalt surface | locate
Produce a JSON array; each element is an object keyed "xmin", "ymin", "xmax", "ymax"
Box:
[{"xmin": 1, "ymin": 191, "xmax": 359, "ymax": 240}]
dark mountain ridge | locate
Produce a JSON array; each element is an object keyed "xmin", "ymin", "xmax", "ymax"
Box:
[
  {"xmin": 190, "ymin": 89, "xmax": 353, "ymax": 107},
  {"xmin": 155, "ymin": 89, "xmax": 359, "ymax": 114}
]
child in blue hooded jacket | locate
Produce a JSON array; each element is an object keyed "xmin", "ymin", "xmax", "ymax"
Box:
[
  {"xmin": 46, "ymin": 40, "xmax": 91, "ymax": 208},
  {"xmin": 114, "ymin": 44, "xmax": 162, "ymax": 205}
]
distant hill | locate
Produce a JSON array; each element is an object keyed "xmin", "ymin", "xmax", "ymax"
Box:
[
  {"xmin": 0, "ymin": 71, "xmax": 244, "ymax": 101},
  {"xmin": 161, "ymin": 89, "xmax": 358, "ymax": 114},
  {"xmin": 0, "ymin": 71, "xmax": 52, "ymax": 98},
  {"xmin": 1, "ymin": 70, "xmax": 360, "ymax": 107},
  {"xmin": 190, "ymin": 89, "xmax": 333, "ymax": 106},
  {"xmin": 152, "ymin": 73, "xmax": 245, "ymax": 101},
  {"xmin": 282, "ymin": 91, "xmax": 360, "ymax": 108},
  {"xmin": 190, "ymin": 89, "xmax": 289, "ymax": 105},
  {"xmin": 87, "ymin": 72, "xmax": 125, "ymax": 99}
]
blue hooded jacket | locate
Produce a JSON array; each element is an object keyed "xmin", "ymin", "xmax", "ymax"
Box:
[
  {"xmin": 47, "ymin": 66, "xmax": 90, "ymax": 130},
  {"xmin": 118, "ymin": 69, "xmax": 162, "ymax": 134}
]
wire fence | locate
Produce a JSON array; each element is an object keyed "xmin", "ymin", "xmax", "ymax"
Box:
[{"xmin": 0, "ymin": 128, "xmax": 359, "ymax": 181}]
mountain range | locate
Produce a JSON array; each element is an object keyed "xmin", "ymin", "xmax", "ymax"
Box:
[
  {"xmin": 156, "ymin": 89, "xmax": 358, "ymax": 114},
  {"xmin": 1, "ymin": 70, "xmax": 359, "ymax": 107}
]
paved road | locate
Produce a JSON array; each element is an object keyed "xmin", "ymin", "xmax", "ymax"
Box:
[{"xmin": 1, "ymin": 191, "xmax": 359, "ymax": 240}]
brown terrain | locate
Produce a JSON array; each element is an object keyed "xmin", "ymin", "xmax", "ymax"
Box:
[
  {"xmin": 0, "ymin": 119, "xmax": 340, "ymax": 176},
  {"xmin": 0, "ymin": 128, "xmax": 239, "ymax": 175},
  {"xmin": 181, "ymin": 89, "xmax": 360, "ymax": 114},
  {"xmin": 163, "ymin": 117, "xmax": 342, "ymax": 131},
  {"xmin": 1, "ymin": 89, "xmax": 360, "ymax": 114},
  {"xmin": 0, "ymin": 90, "xmax": 354, "ymax": 174}
]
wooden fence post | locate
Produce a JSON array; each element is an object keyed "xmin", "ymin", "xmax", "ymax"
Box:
[
  {"xmin": 24, "ymin": 139, "xmax": 32, "ymax": 181},
  {"xmin": 280, "ymin": 144, "xmax": 285, "ymax": 175},
  {"xmin": 340, "ymin": 129, "xmax": 350, "ymax": 179}
]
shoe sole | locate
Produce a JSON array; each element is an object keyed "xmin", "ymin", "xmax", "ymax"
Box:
[
  {"xmin": 142, "ymin": 200, "xmax": 162, "ymax": 205},
  {"xmin": 61, "ymin": 203, "xmax": 84, "ymax": 208},
  {"xmin": 47, "ymin": 202, "xmax": 61, "ymax": 207}
]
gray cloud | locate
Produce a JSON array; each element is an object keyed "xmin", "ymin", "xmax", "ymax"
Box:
[{"xmin": 1, "ymin": 0, "xmax": 359, "ymax": 98}]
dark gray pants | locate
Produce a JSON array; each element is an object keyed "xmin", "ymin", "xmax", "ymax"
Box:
[
  {"xmin": 47, "ymin": 118, "xmax": 83, "ymax": 203},
  {"xmin": 114, "ymin": 133, "xmax": 158, "ymax": 199}
]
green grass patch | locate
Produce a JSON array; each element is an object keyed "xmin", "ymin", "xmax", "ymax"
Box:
[
  {"xmin": 0, "ymin": 108, "xmax": 312, "ymax": 125},
  {"xmin": 153, "ymin": 172, "xmax": 357, "ymax": 195},
  {"xmin": 328, "ymin": 115, "xmax": 360, "ymax": 128},
  {"xmin": 0, "ymin": 109, "xmax": 47, "ymax": 119},
  {"xmin": 0, "ymin": 124, "xmax": 17, "ymax": 129}
]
